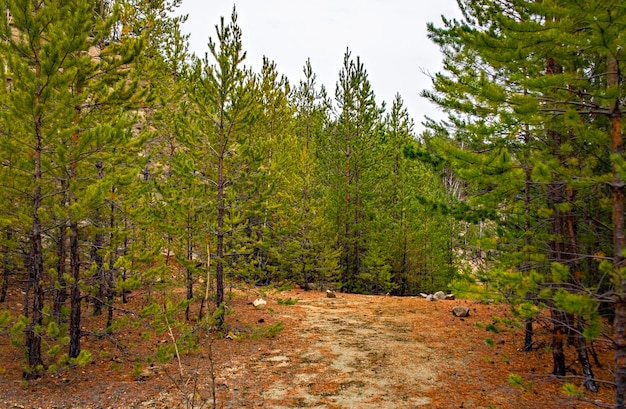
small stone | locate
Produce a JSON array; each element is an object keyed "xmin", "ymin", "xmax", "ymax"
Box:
[
  {"xmin": 253, "ymin": 298, "xmax": 267, "ymax": 309},
  {"xmin": 326, "ymin": 290, "xmax": 337, "ymax": 298},
  {"xmin": 452, "ymin": 306, "xmax": 470, "ymax": 317},
  {"xmin": 433, "ymin": 291, "xmax": 446, "ymax": 300}
]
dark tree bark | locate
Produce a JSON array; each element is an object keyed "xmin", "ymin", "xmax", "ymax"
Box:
[
  {"xmin": 522, "ymin": 124, "xmax": 534, "ymax": 353},
  {"xmin": 523, "ymin": 319, "xmax": 533, "ymax": 352},
  {"xmin": 551, "ymin": 309, "xmax": 566, "ymax": 377},
  {"xmin": 53, "ymin": 214, "xmax": 68, "ymax": 323},
  {"xmin": 575, "ymin": 320, "xmax": 598, "ymax": 392},
  {"xmin": 185, "ymin": 212, "xmax": 193, "ymax": 322},
  {"xmin": 122, "ymin": 217, "xmax": 129, "ymax": 304},
  {"xmin": 106, "ymin": 188, "xmax": 117, "ymax": 331},
  {"xmin": 92, "ymin": 161, "xmax": 105, "ymax": 316},
  {"xmin": 91, "ymin": 216, "xmax": 105, "ymax": 316},
  {"xmin": 215, "ymin": 126, "xmax": 225, "ymax": 328},
  {"xmin": 69, "ymin": 221, "xmax": 82, "ymax": 359},
  {"xmin": 1, "ymin": 230, "xmax": 13, "ymax": 303},
  {"xmin": 24, "ymin": 126, "xmax": 45, "ymax": 380}
]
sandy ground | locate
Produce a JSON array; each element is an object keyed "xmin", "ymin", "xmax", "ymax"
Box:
[{"xmin": 0, "ymin": 288, "xmax": 616, "ymax": 408}]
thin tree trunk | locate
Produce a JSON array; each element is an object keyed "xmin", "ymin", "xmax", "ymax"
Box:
[
  {"xmin": 575, "ymin": 320, "xmax": 598, "ymax": 392},
  {"xmin": 551, "ymin": 308, "xmax": 566, "ymax": 377},
  {"xmin": 522, "ymin": 124, "xmax": 534, "ymax": 352},
  {"xmin": 92, "ymin": 161, "xmax": 105, "ymax": 316},
  {"xmin": 24, "ymin": 112, "xmax": 45, "ymax": 379},
  {"xmin": 91, "ymin": 215, "xmax": 104, "ymax": 316},
  {"xmin": 215, "ymin": 127, "xmax": 225, "ymax": 328},
  {"xmin": 200, "ymin": 239, "xmax": 211, "ymax": 322},
  {"xmin": 185, "ymin": 213, "xmax": 193, "ymax": 321},
  {"xmin": 122, "ymin": 217, "xmax": 128, "ymax": 304},
  {"xmin": 106, "ymin": 187, "xmax": 117, "ymax": 331},
  {"xmin": 523, "ymin": 318, "xmax": 534, "ymax": 352},
  {"xmin": 1, "ymin": 230, "xmax": 12, "ymax": 303},
  {"xmin": 69, "ymin": 221, "xmax": 82, "ymax": 359},
  {"xmin": 53, "ymin": 213, "xmax": 68, "ymax": 323}
]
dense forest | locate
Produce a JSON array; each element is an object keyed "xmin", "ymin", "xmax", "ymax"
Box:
[{"xmin": 1, "ymin": 0, "xmax": 626, "ymax": 407}]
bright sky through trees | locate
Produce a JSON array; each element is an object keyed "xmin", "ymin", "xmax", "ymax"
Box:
[{"xmin": 177, "ymin": 0, "xmax": 461, "ymax": 132}]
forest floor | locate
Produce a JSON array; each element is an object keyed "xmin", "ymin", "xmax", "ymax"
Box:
[{"xmin": 0, "ymin": 285, "xmax": 617, "ymax": 409}]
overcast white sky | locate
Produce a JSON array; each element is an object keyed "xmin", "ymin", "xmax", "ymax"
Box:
[{"xmin": 177, "ymin": 0, "xmax": 462, "ymax": 133}]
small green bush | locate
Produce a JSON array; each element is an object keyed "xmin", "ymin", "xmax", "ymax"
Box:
[{"xmin": 277, "ymin": 297, "xmax": 298, "ymax": 306}]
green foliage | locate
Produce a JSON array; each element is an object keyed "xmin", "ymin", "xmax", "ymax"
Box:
[
  {"xmin": 276, "ymin": 298, "xmax": 299, "ymax": 306},
  {"xmin": 10, "ymin": 316, "xmax": 28, "ymax": 347},
  {"xmin": 46, "ymin": 321, "xmax": 61, "ymax": 338},
  {"xmin": 0, "ymin": 311, "xmax": 10, "ymax": 329},
  {"xmin": 276, "ymin": 282, "xmax": 296, "ymax": 292},
  {"xmin": 209, "ymin": 303, "xmax": 226, "ymax": 328},
  {"xmin": 514, "ymin": 303, "xmax": 541, "ymax": 321},
  {"xmin": 561, "ymin": 382, "xmax": 584, "ymax": 398},
  {"xmin": 508, "ymin": 373, "xmax": 531, "ymax": 392},
  {"xmin": 550, "ymin": 263, "xmax": 570, "ymax": 284},
  {"xmin": 422, "ymin": 0, "xmax": 626, "ymax": 397},
  {"xmin": 250, "ymin": 321, "xmax": 285, "ymax": 339},
  {"xmin": 485, "ymin": 323, "xmax": 500, "ymax": 334}
]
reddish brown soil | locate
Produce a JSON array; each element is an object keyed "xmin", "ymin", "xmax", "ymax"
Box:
[{"xmin": 0, "ymin": 286, "xmax": 616, "ymax": 408}]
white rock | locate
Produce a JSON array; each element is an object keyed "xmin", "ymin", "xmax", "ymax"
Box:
[
  {"xmin": 326, "ymin": 289, "xmax": 337, "ymax": 298},
  {"xmin": 433, "ymin": 291, "xmax": 446, "ymax": 300},
  {"xmin": 253, "ymin": 298, "xmax": 267, "ymax": 309}
]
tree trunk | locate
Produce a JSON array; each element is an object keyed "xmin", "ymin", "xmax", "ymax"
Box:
[
  {"xmin": 215, "ymin": 131, "xmax": 225, "ymax": 328},
  {"xmin": 616, "ymin": 298, "xmax": 626, "ymax": 409},
  {"xmin": 122, "ymin": 217, "xmax": 129, "ymax": 304},
  {"xmin": 608, "ymin": 53, "xmax": 626, "ymax": 409},
  {"xmin": 92, "ymin": 162, "xmax": 105, "ymax": 316},
  {"xmin": 91, "ymin": 214, "xmax": 104, "ymax": 316},
  {"xmin": 24, "ymin": 120, "xmax": 45, "ymax": 379},
  {"xmin": 575, "ymin": 320, "xmax": 598, "ymax": 392},
  {"xmin": 69, "ymin": 221, "xmax": 82, "ymax": 359},
  {"xmin": 106, "ymin": 189, "xmax": 117, "ymax": 331},
  {"xmin": 1, "ymin": 230, "xmax": 12, "ymax": 303},
  {"xmin": 523, "ymin": 318, "xmax": 533, "ymax": 352},
  {"xmin": 544, "ymin": 76, "xmax": 576, "ymax": 377},
  {"xmin": 522, "ymin": 125, "xmax": 534, "ymax": 352},
  {"xmin": 551, "ymin": 308, "xmax": 566, "ymax": 377},
  {"xmin": 53, "ymin": 215, "xmax": 68, "ymax": 323},
  {"xmin": 185, "ymin": 213, "xmax": 193, "ymax": 321}
]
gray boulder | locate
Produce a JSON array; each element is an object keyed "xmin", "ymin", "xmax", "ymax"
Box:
[
  {"xmin": 452, "ymin": 306, "xmax": 470, "ymax": 317},
  {"xmin": 433, "ymin": 291, "xmax": 446, "ymax": 300}
]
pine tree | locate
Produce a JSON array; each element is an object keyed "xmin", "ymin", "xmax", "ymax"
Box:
[
  {"xmin": 377, "ymin": 95, "xmax": 454, "ymax": 294},
  {"xmin": 234, "ymin": 57, "xmax": 294, "ymax": 285},
  {"xmin": 185, "ymin": 6, "xmax": 255, "ymax": 327},
  {"xmin": 0, "ymin": 0, "xmax": 142, "ymax": 377},
  {"xmin": 425, "ymin": 0, "xmax": 626, "ymax": 402},
  {"xmin": 322, "ymin": 49, "xmax": 383, "ymax": 292},
  {"xmin": 283, "ymin": 59, "xmax": 340, "ymax": 289}
]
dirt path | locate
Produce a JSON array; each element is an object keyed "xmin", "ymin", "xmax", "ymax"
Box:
[
  {"xmin": 0, "ymin": 288, "xmax": 616, "ymax": 408},
  {"xmin": 254, "ymin": 295, "xmax": 435, "ymax": 408}
]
